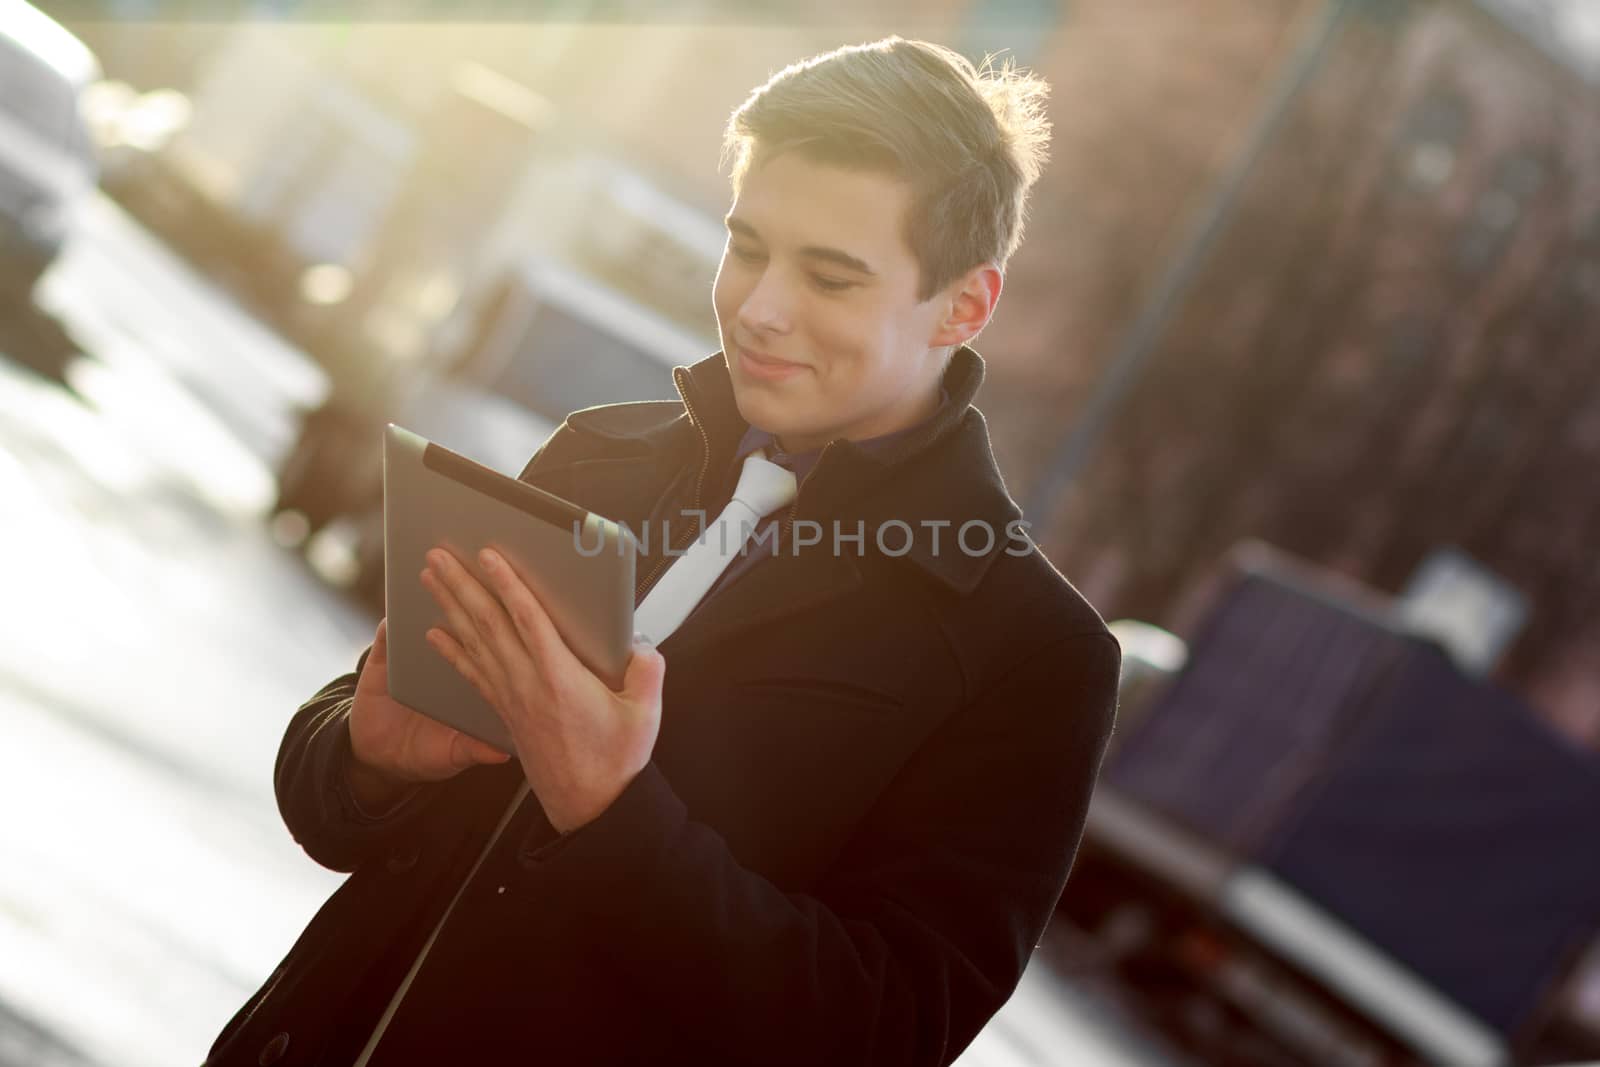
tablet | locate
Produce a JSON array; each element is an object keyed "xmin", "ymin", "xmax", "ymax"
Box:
[{"xmin": 382, "ymin": 423, "xmax": 636, "ymax": 753}]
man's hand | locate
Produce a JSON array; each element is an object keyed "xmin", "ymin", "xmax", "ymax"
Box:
[
  {"xmin": 420, "ymin": 547, "xmax": 666, "ymax": 834},
  {"xmin": 347, "ymin": 617, "xmax": 512, "ymax": 809}
]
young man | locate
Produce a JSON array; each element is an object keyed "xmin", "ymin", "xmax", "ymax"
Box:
[{"xmin": 206, "ymin": 37, "xmax": 1119, "ymax": 1067}]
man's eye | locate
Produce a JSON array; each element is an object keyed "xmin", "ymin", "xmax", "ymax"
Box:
[{"xmin": 812, "ymin": 275, "xmax": 855, "ymax": 293}]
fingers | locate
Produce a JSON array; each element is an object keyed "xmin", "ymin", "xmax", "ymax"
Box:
[
  {"xmin": 477, "ymin": 549, "xmax": 569, "ymax": 675},
  {"xmin": 421, "ymin": 549, "xmax": 515, "ymax": 698},
  {"xmin": 437, "ymin": 548, "xmax": 534, "ymax": 677},
  {"xmin": 425, "ymin": 625, "xmax": 500, "ymax": 709}
]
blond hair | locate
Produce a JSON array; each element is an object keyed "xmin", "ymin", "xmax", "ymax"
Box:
[{"xmin": 723, "ymin": 37, "xmax": 1051, "ymax": 301}]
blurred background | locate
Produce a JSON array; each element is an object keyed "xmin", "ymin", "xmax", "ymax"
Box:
[{"xmin": 2, "ymin": 0, "xmax": 1598, "ymax": 1064}]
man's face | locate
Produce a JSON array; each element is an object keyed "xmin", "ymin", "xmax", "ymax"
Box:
[{"xmin": 713, "ymin": 153, "xmax": 951, "ymax": 453}]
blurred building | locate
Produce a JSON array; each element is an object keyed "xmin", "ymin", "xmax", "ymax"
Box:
[{"xmin": 1028, "ymin": 0, "xmax": 1600, "ymax": 746}]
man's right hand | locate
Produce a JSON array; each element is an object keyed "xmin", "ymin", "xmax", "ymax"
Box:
[{"xmin": 347, "ymin": 618, "xmax": 511, "ymax": 810}]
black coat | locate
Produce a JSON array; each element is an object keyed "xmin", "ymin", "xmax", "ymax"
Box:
[{"xmin": 205, "ymin": 348, "xmax": 1120, "ymax": 1067}]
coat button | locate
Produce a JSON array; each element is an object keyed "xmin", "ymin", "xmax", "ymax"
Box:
[
  {"xmin": 258, "ymin": 1031, "xmax": 290, "ymax": 1065},
  {"xmin": 385, "ymin": 844, "xmax": 420, "ymax": 874}
]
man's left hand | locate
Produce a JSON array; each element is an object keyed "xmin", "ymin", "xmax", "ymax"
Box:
[{"xmin": 421, "ymin": 546, "xmax": 665, "ymax": 834}]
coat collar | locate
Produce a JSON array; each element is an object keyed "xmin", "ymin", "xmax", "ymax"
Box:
[{"xmin": 667, "ymin": 346, "xmax": 1026, "ymax": 595}]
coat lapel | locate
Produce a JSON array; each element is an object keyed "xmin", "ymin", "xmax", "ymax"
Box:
[
  {"xmin": 658, "ymin": 547, "xmax": 863, "ymax": 661},
  {"xmin": 526, "ymin": 346, "xmax": 1024, "ymax": 659}
]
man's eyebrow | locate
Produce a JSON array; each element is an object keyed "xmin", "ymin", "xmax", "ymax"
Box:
[
  {"xmin": 725, "ymin": 215, "xmax": 877, "ymax": 276},
  {"xmin": 799, "ymin": 245, "xmax": 876, "ymax": 276}
]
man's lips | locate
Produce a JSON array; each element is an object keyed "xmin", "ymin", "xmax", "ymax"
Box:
[{"xmin": 736, "ymin": 345, "xmax": 807, "ymax": 380}]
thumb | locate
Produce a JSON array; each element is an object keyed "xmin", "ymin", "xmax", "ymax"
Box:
[
  {"xmin": 448, "ymin": 731, "xmax": 478, "ymax": 770},
  {"xmin": 451, "ymin": 731, "xmax": 510, "ymax": 768},
  {"xmin": 370, "ymin": 618, "xmax": 389, "ymax": 667},
  {"xmin": 470, "ymin": 739, "xmax": 512, "ymax": 764},
  {"xmin": 622, "ymin": 634, "xmax": 666, "ymax": 698}
]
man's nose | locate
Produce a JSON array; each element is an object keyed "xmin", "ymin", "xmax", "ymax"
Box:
[{"xmin": 738, "ymin": 268, "xmax": 794, "ymax": 335}]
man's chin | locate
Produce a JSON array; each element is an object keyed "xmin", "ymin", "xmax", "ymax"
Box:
[{"xmin": 732, "ymin": 391, "xmax": 806, "ymax": 441}]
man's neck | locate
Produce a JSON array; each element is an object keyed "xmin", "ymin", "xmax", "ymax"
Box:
[{"xmin": 775, "ymin": 378, "xmax": 947, "ymax": 456}]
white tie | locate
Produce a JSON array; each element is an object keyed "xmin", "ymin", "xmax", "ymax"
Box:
[
  {"xmin": 353, "ymin": 448, "xmax": 796, "ymax": 1064},
  {"xmin": 632, "ymin": 449, "xmax": 798, "ymax": 645}
]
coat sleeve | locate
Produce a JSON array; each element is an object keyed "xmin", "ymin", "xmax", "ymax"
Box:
[
  {"xmin": 272, "ymin": 647, "xmax": 434, "ymax": 872},
  {"xmin": 517, "ymin": 630, "xmax": 1121, "ymax": 1067},
  {"xmin": 273, "ymin": 419, "xmax": 589, "ymax": 872}
]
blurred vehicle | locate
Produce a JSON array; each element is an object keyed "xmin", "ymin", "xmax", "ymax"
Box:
[
  {"xmin": 1064, "ymin": 545, "xmax": 1600, "ymax": 1067},
  {"xmin": 0, "ymin": 0, "xmax": 99, "ymax": 305},
  {"xmin": 275, "ymin": 255, "xmax": 706, "ymax": 608},
  {"xmin": 111, "ymin": 28, "xmax": 722, "ymax": 375},
  {"xmin": 80, "ymin": 80, "xmax": 191, "ymax": 192}
]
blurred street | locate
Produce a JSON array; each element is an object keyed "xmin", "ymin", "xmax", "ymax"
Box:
[
  {"xmin": 0, "ymin": 191, "xmax": 363, "ymax": 1067},
  {"xmin": 0, "ymin": 194, "xmax": 1190, "ymax": 1067}
]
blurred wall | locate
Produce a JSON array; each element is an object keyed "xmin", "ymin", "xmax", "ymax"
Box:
[{"xmin": 1040, "ymin": 0, "xmax": 1600, "ymax": 745}]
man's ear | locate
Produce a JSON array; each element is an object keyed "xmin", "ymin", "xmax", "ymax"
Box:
[{"xmin": 929, "ymin": 263, "xmax": 1002, "ymax": 349}]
